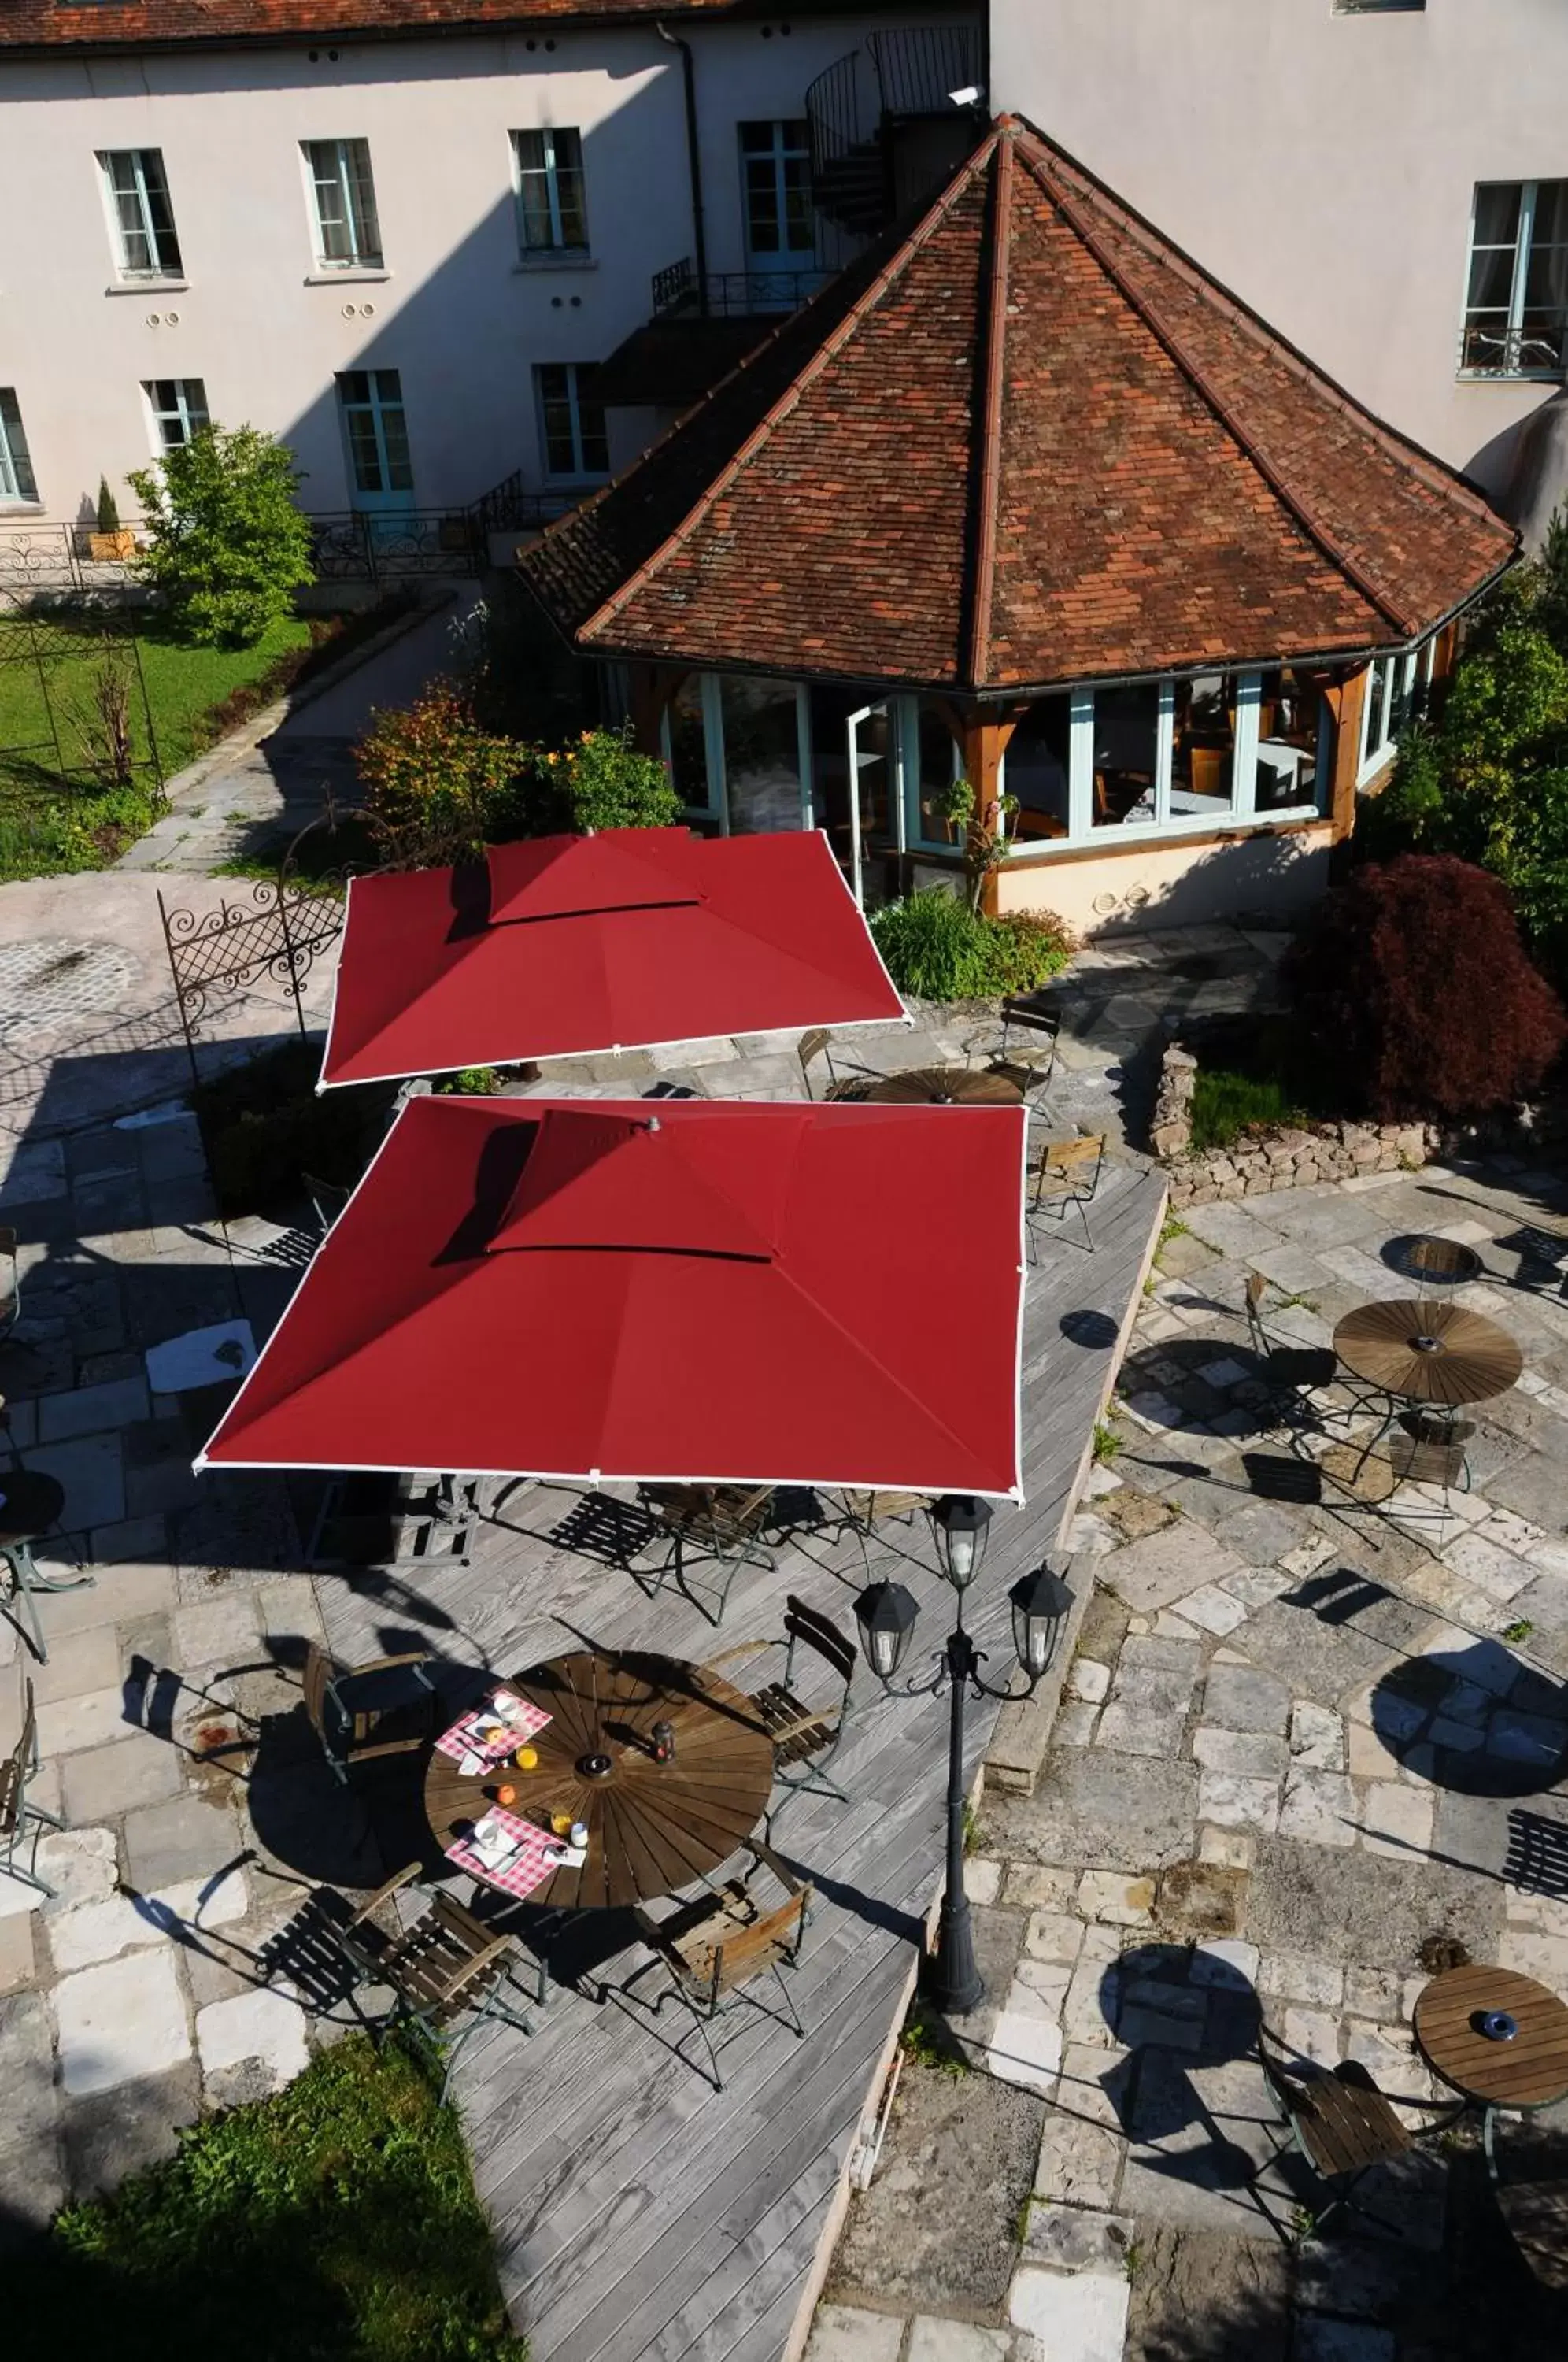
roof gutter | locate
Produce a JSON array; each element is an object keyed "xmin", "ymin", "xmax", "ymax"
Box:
[{"xmin": 656, "ymin": 20, "xmax": 708, "ymax": 318}]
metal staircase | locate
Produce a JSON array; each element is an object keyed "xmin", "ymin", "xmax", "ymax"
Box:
[{"xmin": 806, "ymin": 24, "xmax": 983, "ymax": 242}]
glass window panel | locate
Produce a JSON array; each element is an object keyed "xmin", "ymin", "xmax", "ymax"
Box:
[
  {"xmin": 912, "ymin": 703, "xmax": 964, "ymax": 846},
  {"xmin": 338, "ymin": 368, "xmax": 369, "ymax": 405},
  {"xmin": 1257, "ymin": 666, "xmax": 1323, "ymax": 809},
  {"xmin": 1090, "ymin": 683, "xmax": 1159, "ymax": 827},
  {"xmin": 574, "ymin": 368, "xmax": 609, "ymax": 476},
  {"xmin": 719, "ymin": 676, "xmax": 803, "ymax": 833},
  {"xmin": 345, "ymin": 411, "xmax": 385, "ymax": 493},
  {"xmin": 1466, "ymin": 247, "xmax": 1518, "ymax": 311},
  {"xmin": 307, "ymin": 140, "xmax": 379, "ymax": 267},
  {"xmin": 1473, "ymin": 182, "xmax": 1522, "ymax": 246},
  {"xmin": 664, "ymin": 678, "xmax": 713, "ymax": 813},
  {"xmin": 536, "ymin": 364, "xmax": 577, "ymax": 473},
  {"xmin": 1003, "ymin": 697, "xmax": 1071, "ymax": 841},
  {"xmin": 1170, "ymin": 672, "xmax": 1236, "ymax": 815},
  {"xmin": 379, "ymin": 405, "xmax": 413, "ymax": 491},
  {"xmin": 0, "ymin": 389, "xmax": 37, "ymax": 503},
  {"xmin": 346, "ymin": 141, "xmax": 382, "ymax": 264}
]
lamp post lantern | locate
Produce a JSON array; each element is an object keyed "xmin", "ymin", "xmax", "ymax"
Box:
[{"xmin": 855, "ymin": 1521, "xmax": 1071, "ymax": 2018}]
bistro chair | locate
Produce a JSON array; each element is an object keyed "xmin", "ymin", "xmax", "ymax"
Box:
[
  {"xmin": 0, "ymin": 1227, "xmax": 19, "ymax": 1346},
  {"xmin": 1385, "ymin": 1409, "xmax": 1474, "ymax": 1549},
  {"xmin": 1, "ymin": 1678, "xmax": 62, "ymax": 1898},
  {"xmin": 1244, "ymin": 1273, "xmax": 1340, "ymax": 1416},
  {"xmin": 706, "ymin": 1592, "xmax": 859, "ymax": 1806},
  {"xmin": 301, "ymin": 1640, "xmax": 438, "ymax": 1785},
  {"xmin": 0, "ymin": 1470, "xmax": 91, "ymax": 1666},
  {"xmin": 797, "ymin": 1029, "xmax": 874, "ymax": 1102},
  {"xmin": 1257, "ymin": 2020, "xmax": 1455, "ymax": 2242},
  {"xmin": 1026, "ymin": 1132, "xmax": 1106, "ymax": 1257},
  {"xmin": 831, "ymin": 1489, "xmax": 926, "ymax": 1566},
  {"xmin": 617, "ymin": 1839, "xmax": 811, "ymax": 2090},
  {"xmin": 971, "ymin": 998, "xmax": 1060, "ymax": 1110},
  {"xmin": 324, "ymin": 1862, "xmax": 538, "ymax": 2098},
  {"xmin": 635, "ymin": 1483, "xmax": 778, "ymax": 1625}
]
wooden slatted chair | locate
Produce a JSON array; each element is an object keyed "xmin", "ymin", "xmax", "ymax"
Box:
[
  {"xmin": 301, "ymin": 1641, "xmax": 438, "ymax": 1785},
  {"xmin": 0, "ymin": 1678, "xmax": 61, "ymax": 1898},
  {"xmin": 1026, "ymin": 1132, "xmax": 1106, "ymax": 1257},
  {"xmin": 832, "ymin": 1488, "xmax": 926, "ymax": 1566},
  {"xmin": 620, "ymin": 1840, "xmax": 811, "ymax": 2089},
  {"xmin": 707, "ymin": 1593, "xmax": 858, "ymax": 1805},
  {"xmin": 974, "ymin": 998, "xmax": 1060, "ymax": 1109},
  {"xmin": 326, "ymin": 1863, "xmax": 538, "ymax": 2097},
  {"xmin": 635, "ymin": 1483, "xmax": 777, "ymax": 1626},
  {"xmin": 797, "ymin": 1029, "xmax": 874, "ymax": 1102},
  {"xmin": 1258, "ymin": 2020, "xmax": 1456, "ymax": 2241}
]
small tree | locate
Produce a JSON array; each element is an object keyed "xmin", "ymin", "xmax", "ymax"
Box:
[
  {"xmin": 1286, "ymin": 853, "xmax": 1566, "ymax": 1121},
  {"xmin": 356, "ymin": 681, "xmax": 528, "ymax": 867},
  {"xmin": 535, "ymin": 724, "xmax": 682, "ymax": 835},
  {"xmin": 127, "ymin": 424, "xmax": 313, "ymax": 647},
  {"xmin": 937, "ymin": 776, "xmax": 1018, "ymax": 915},
  {"xmin": 95, "ymin": 476, "xmax": 120, "ymax": 535}
]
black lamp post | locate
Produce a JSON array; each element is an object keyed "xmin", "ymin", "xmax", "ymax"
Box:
[{"xmin": 854, "ymin": 1496, "xmax": 1072, "ymax": 2018}]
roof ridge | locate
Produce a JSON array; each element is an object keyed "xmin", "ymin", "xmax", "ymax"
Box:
[
  {"xmin": 577, "ymin": 130, "xmax": 1005, "ymax": 648},
  {"xmin": 1014, "ymin": 132, "xmax": 1418, "ymax": 642},
  {"xmin": 1012, "ymin": 117, "xmax": 1505, "ymax": 538},
  {"xmin": 965, "ymin": 129, "xmax": 1013, "ymax": 690}
]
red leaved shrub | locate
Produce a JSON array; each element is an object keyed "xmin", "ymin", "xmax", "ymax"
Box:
[{"xmin": 1285, "ymin": 853, "xmax": 1566, "ymax": 1121}]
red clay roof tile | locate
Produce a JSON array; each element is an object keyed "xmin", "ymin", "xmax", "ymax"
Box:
[
  {"xmin": 0, "ymin": 0, "xmax": 732, "ymax": 51},
  {"xmin": 520, "ymin": 115, "xmax": 1517, "ymax": 692}
]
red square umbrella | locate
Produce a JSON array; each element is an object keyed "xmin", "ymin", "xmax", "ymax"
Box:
[
  {"xmin": 198, "ymin": 1095, "xmax": 1026, "ymax": 1499},
  {"xmin": 319, "ymin": 827, "xmax": 905, "ymax": 1088}
]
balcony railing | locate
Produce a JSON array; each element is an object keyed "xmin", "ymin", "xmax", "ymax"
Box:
[{"xmin": 650, "ymin": 261, "xmax": 834, "ymax": 319}]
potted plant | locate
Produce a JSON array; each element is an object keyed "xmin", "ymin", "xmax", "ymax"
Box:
[{"xmin": 88, "ymin": 477, "xmax": 136, "ymax": 562}]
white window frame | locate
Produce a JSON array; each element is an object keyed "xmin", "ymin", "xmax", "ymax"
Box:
[
  {"xmin": 740, "ymin": 120, "xmax": 815, "ymax": 269},
  {"xmin": 99, "ymin": 149, "xmax": 183, "ymax": 281},
  {"xmin": 0, "ymin": 390, "xmax": 38, "ymax": 505},
  {"xmin": 303, "ymin": 138, "xmax": 383, "ymax": 272},
  {"xmin": 534, "ymin": 363, "xmax": 609, "ymax": 482},
  {"xmin": 1460, "ymin": 180, "xmax": 1568, "ymax": 379},
  {"xmin": 143, "ymin": 378, "xmax": 209, "ymax": 453},
  {"xmin": 998, "ymin": 667, "xmax": 1325, "ymax": 861},
  {"xmin": 512, "ymin": 128, "xmax": 589, "ymax": 255},
  {"xmin": 662, "ymin": 675, "xmax": 813, "ymax": 834},
  {"xmin": 1357, "ymin": 639, "xmax": 1435, "ymax": 785}
]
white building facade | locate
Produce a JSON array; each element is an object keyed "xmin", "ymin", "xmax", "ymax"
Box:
[
  {"xmin": 991, "ymin": 0, "xmax": 1568, "ymax": 514},
  {"xmin": 0, "ymin": 6, "xmax": 973, "ymax": 535}
]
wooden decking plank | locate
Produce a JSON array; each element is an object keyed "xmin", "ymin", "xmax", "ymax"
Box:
[{"xmin": 312, "ymin": 1164, "xmax": 1162, "ymax": 2362}]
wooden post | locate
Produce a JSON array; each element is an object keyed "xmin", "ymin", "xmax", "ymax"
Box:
[
  {"xmin": 627, "ymin": 664, "xmax": 684, "ymax": 758},
  {"xmin": 1322, "ymin": 665, "xmax": 1368, "ymax": 843},
  {"xmin": 956, "ymin": 707, "xmax": 1023, "ymax": 916}
]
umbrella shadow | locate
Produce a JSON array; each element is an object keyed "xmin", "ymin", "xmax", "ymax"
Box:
[{"xmin": 1369, "ymin": 1639, "xmax": 1568, "ymax": 1798}]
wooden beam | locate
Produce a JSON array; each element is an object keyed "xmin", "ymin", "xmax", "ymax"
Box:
[
  {"xmin": 626, "ymin": 663, "xmax": 686, "ymax": 758},
  {"xmin": 1323, "ymin": 665, "xmax": 1368, "ymax": 842},
  {"xmin": 957, "ymin": 708, "xmax": 1023, "ymax": 915}
]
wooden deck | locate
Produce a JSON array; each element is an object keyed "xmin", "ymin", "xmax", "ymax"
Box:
[{"xmin": 317, "ymin": 1160, "xmax": 1163, "ymax": 2362}]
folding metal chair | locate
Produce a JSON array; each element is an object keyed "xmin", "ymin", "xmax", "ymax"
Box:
[
  {"xmin": 301, "ymin": 1641, "xmax": 438, "ymax": 1784},
  {"xmin": 1026, "ymin": 1132, "xmax": 1105, "ymax": 1256},
  {"xmin": 324, "ymin": 1863, "xmax": 538, "ymax": 2098},
  {"xmin": 706, "ymin": 1593, "xmax": 860, "ymax": 1805},
  {"xmin": 635, "ymin": 1483, "xmax": 777, "ymax": 1625},
  {"xmin": 0, "ymin": 1678, "xmax": 62, "ymax": 1897},
  {"xmin": 616, "ymin": 1840, "xmax": 811, "ymax": 2089},
  {"xmin": 797, "ymin": 1030, "xmax": 874, "ymax": 1102}
]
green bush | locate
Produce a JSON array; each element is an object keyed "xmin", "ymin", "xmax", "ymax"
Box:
[
  {"xmin": 870, "ymin": 889, "xmax": 1071, "ymax": 1001},
  {"xmin": 9, "ymin": 2033, "xmax": 527, "ymax": 2362},
  {"xmin": 433, "ymin": 1066, "xmax": 502, "ymax": 1094},
  {"xmin": 534, "ymin": 724, "xmax": 682, "ymax": 834},
  {"xmin": 193, "ymin": 1038, "xmax": 389, "ymax": 1218},
  {"xmin": 128, "ymin": 424, "xmax": 315, "ymax": 648}
]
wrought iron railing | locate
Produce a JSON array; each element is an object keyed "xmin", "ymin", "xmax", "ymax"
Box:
[
  {"xmin": 867, "ymin": 23, "xmax": 982, "ymax": 115},
  {"xmin": 467, "ymin": 469, "xmax": 576, "ymax": 536},
  {"xmin": 649, "ymin": 261, "xmax": 834, "ymax": 319}
]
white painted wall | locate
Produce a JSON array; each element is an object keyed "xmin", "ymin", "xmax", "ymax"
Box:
[
  {"xmin": 995, "ymin": 822, "xmax": 1333, "ymax": 937},
  {"xmin": 0, "ymin": 13, "xmax": 940, "ymax": 525},
  {"xmin": 991, "ymin": 0, "xmax": 1568, "ymax": 493}
]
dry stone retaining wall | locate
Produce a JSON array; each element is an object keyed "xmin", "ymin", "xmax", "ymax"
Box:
[{"xmin": 1152, "ymin": 1040, "xmax": 1438, "ymax": 1208}]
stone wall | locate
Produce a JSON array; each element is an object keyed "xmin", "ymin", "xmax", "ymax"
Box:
[{"xmin": 1152, "ymin": 1041, "xmax": 1438, "ymax": 1208}]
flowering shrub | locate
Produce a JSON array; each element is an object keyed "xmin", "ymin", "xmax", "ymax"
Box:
[
  {"xmin": 355, "ymin": 681, "xmax": 528, "ymax": 867},
  {"xmin": 534, "ymin": 724, "xmax": 681, "ymax": 835},
  {"xmin": 1286, "ymin": 853, "xmax": 1566, "ymax": 1120}
]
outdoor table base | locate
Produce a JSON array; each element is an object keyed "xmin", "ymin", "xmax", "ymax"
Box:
[
  {"xmin": 1415, "ymin": 1963, "xmax": 1568, "ymax": 2177},
  {"xmin": 424, "ymin": 1649, "xmax": 777, "ymax": 1915}
]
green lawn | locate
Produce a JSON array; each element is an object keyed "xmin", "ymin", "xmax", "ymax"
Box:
[
  {"xmin": 8, "ymin": 2032, "xmax": 528, "ymax": 2362},
  {"xmin": 0, "ymin": 609, "xmax": 313, "ymax": 880},
  {"xmin": 1189, "ymin": 1014, "xmax": 1338, "ymax": 1150}
]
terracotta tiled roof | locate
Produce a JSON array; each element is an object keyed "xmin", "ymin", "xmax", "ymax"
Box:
[
  {"xmin": 0, "ymin": 0, "xmax": 734, "ymax": 53},
  {"xmin": 520, "ymin": 116, "xmax": 1518, "ymax": 693}
]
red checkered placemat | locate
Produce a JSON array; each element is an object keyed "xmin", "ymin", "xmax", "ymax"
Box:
[
  {"xmin": 446, "ymin": 1807, "xmax": 582, "ymax": 1901},
  {"xmin": 435, "ymin": 1690, "xmax": 553, "ymax": 1772}
]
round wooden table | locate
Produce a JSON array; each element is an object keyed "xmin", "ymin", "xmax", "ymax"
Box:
[
  {"xmin": 1332, "ymin": 1298, "xmax": 1522, "ymax": 1409},
  {"xmin": 1415, "ymin": 1965, "xmax": 1568, "ymax": 2164},
  {"xmin": 864, "ymin": 1064, "xmax": 1023, "ymax": 1107},
  {"xmin": 424, "ymin": 1649, "xmax": 775, "ymax": 1912}
]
